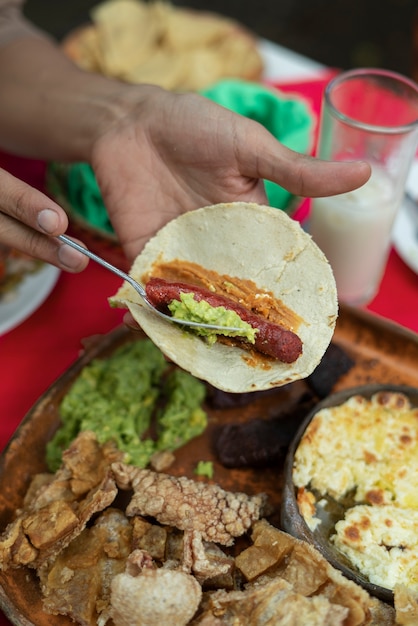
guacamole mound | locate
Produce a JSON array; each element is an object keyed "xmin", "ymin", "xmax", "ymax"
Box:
[
  {"xmin": 46, "ymin": 339, "xmax": 207, "ymax": 471},
  {"xmin": 168, "ymin": 292, "xmax": 257, "ymax": 345}
]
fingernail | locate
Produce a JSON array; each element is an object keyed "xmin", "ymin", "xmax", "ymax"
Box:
[
  {"xmin": 58, "ymin": 243, "xmax": 86, "ymax": 270},
  {"xmin": 38, "ymin": 209, "xmax": 59, "ymax": 234}
]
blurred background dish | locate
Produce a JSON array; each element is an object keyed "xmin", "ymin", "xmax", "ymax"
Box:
[
  {"xmin": 61, "ymin": 0, "xmax": 264, "ymax": 91},
  {"xmin": 0, "ymin": 262, "xmax": 60, "ymax": 336},
  {"xmin": 392, "ymin": 158, "xmax": 418, "ymax": 275},
  {"xmin": 25, "ymin": 0, "xmax": 418, "ymax": 277},
  {"xmin": 392, "ymin": 192, "xmax": 418, "ymax": 275},
  {"xmin": 23, "ymin": 0, "xmax": 418, "ymax": 82}
]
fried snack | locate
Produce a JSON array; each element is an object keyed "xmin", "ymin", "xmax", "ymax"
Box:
[
  {"xmin": 110, "ymin": 550, "xmax": 202, "ymax": 626},
  {"xmin": 231, "ymin": 520, "xmax": 396, "ymax": 626},
  {"xmin": 0, "ymin": 433, "xmax": 402, "ymax": 625},
  {"xmin": 131, "ymin": 516, "xmax": 168, "ymax": 561},
  {"xmin": 38, "ymin": 508, "xmax": 132, "ymax": 626},
  {"xmin": 112, "ymin": 462, "xmax": 267, "ymax": 546},
  {"xmin": 393, "ymin": 584, "xmax": 418, "ymax": 625},
  {"xmin": 62, "ymin": 0, "xmax": 264, "ymax": 91},
  {"xmin": 0, "ymin": 431, "xmax": 122, "ymax": 570},
  {"xmin": 91, "ymin": 0, "xmax": 165, "ymax": 75},
  {"xmin": 112, "ymin": 461, "xmax": 267, "ymax": 583},
  {"xmin": 197, "ymin": 578, "xmax": 349, "ymax": 626}
]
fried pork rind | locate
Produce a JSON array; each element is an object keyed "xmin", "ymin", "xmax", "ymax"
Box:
[
  {"xmin": 0, "ymin": 431, "xmax": 122, "ymax": 570},
  {"xmin": 1, "ymin": 433, "xmax": 400, "ymax": 625},
  {"xmin": 233, "ymin": 520, "xmax": 396, "ymax": 626},
  {"xmin": 63, "ymin": 0, "xmax": 263, "ymax": 91},
  {"xmin": 111, "ymin": 550, "xmax": 202, "ymax": 626},
  {"xmin": 196, "ymin": 578, "xmax": 349, "ymax": 626},
  {"xmin": 393, "ymin": 584, "xmax": 418, "ymax": 625},
  {"xmin": 112, "ymin": 462, "xmax": 267, "ymax": 546},
  {"xmin": 91, "ymin": 0, "xmax": 165, "ymax": 76},
  {"xmin": 38, "ymin": 508, "xmax": 132, "ymax": 626},
  {"xmin": 131, "ymin": 515, "xmax": 236, "ymax": 587}
]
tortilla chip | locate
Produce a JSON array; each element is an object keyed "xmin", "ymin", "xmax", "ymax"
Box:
[
  {"xmin": 63, "ymin": 0, "xmax": 263, "ymax": 91},
  {"xmin": 64, "ymin": 25, "xmax": 103, "ymax": 72},
  {"xmin": 110, "ymin": 203, "xmax": 338, "ymax": 393},
  {"xmin": 219, "ymin": 36, "xmax": 265, "ymax": 78},
  {"xmin": 124, "ymin": 49, "xmax": 189, "ymax": 90},
  {"xmin": 162, "ymin": 7, "xmax": 234, "ymax": 50},
  {"xmin": 91, "ymin": 0, "xmax": 163, "ymax": 75},
  {"xmin": 175, "ymin": 48, "xmax": 225, "ymax": 92}
]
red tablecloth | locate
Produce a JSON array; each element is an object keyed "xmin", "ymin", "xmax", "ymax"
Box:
[{"xmin": 0, "ymin": 75, "xmax": 417, "ymax": 625}]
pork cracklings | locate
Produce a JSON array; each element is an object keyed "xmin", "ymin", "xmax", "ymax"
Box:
[
  {"xmin": 110, "ymin": 550, "xmax": 202, "ymax": 626},
  {"xmin": 0, "ymin": 432, "xmax": 123, "ymax": 570},
  {"xmin": 112, "ymin": 462, "xmax": 268, "ymax": 545}
]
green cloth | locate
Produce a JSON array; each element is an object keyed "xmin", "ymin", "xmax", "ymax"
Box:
[
  {"xmin": 201, "ymin": 79, "xmax": 313, "ymax": 210},
  {"xmin": 67, "ymin": 162, "xmax": 114, "ymax": 234},
  {"xmin": 50, "ymin": 79, "xmax": 313, "ymax": 234},
  {"xmin": 47, "ymin": 161, "xmax": 114, "ymax": 236}
]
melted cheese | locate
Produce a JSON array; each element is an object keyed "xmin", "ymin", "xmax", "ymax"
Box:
[
  {"xmin": 292, "ymin": 391, "xmax": 418, "ymax": 591},
  {"xmin": 293, "ymin": 392, "xmax": 418, "ymax": 507},
  {"xmin": 333, "ymin": 504, "xmax": 418, "ymax": 591}
]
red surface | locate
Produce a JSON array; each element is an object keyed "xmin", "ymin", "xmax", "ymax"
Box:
[{"xmin": 0, "ymin": 74, "xmax": 417, "ymax": 625}]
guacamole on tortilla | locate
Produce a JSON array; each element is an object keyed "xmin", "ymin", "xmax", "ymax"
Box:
[{"xmin": 168, "ymin": 291, "xmax": 257, "ymax": 344}]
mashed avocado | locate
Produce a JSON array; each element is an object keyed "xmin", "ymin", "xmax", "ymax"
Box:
[
  {"xmin": 168, "ymin": 292, "xmax": 257, "ymax": 345},
  {"xmin": 46, "ymin": 339, "xmax": 207, "ymax": 471},
  {"xmin": 194, "ymin": 460, "xmax": 214, "ymax": 479}
]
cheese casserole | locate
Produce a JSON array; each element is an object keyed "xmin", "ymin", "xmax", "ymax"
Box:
[{"xmin": 292, "ymin": 390, "xmax": 418, "ymax": 591}]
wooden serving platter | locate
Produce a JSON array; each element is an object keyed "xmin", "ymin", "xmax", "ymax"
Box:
[{"xmin": 0, "ymin": 305, "xmax": 417, "ymax": 625}]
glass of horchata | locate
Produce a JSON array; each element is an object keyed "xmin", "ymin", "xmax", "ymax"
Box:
[{"xmin": 309, "ymin": 68, "xmax": 418, "ymax": 306}]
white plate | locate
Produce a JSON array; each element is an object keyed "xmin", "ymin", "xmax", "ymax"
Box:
[
  {"xmin": 392, "ymin": 158, "xmax": 418, "ymax": 275},
  {"xmin": 0, "ymin": 263, "xmax": 60, "ymax": 335},
  {"xmin": 392, "ymin": 195, "xmax": 418, "ymax": 275},
  {"xmin": 258, "ymin": 38, "xmax": 325, "ymax": 81}
]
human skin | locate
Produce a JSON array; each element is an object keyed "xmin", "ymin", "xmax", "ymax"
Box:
[{"xmin": 0, "ymin": 34, "xmax": 371, "ymax": 271}]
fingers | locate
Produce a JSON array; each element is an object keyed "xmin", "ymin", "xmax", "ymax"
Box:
[
  {"xmin": 0, "ymin": 168, "xmax": 66, "ymax": 233},
  {"xmin": 239, "ymin": 122, "xmax": 371, "ymax": 198},
  {"xmin": 0, "ymin": 211, "xmax": 89, "ymax": 271},
  {"xmin": 281, "ymin": 154, "xmax": 372, "ymax": 198},
  {"xmin": 0, "ymin": 168, "xmax": 88, "ymax": 271}
]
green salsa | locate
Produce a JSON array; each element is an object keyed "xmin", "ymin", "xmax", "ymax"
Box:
[
  {"xmin": 168, "ymin": 292, "xmax": 257, "ymax": 345},
  {"xmin": 194, "ymin": 460, "xmax": 214, "ymax": 479},
  {"xmin": 46, "ymin": 339, "xmax": 207, "ymax": 471}
]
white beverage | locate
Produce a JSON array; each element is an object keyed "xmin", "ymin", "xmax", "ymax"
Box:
[{"xmin": 309, "ymin": 167, "xmax": 400, "ymax": 305}]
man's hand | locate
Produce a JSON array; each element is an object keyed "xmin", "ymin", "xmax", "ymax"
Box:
[
  {"xmin": 91, "ymin": 87, "xmax": 370, "ymax": 261},
  {"xmin": 0, "ymin": 168, "xmax": 88, "ymax": 270}
]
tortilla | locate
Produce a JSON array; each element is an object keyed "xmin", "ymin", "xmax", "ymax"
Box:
[
  {"xmin": 62, "ymin": 0, "xmax": 263, "ymax": 91},
  {"xmin": 110, "ymin": 203, "xmax": 338, "ymax": 393}
]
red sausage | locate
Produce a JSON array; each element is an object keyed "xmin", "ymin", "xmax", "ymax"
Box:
[{"xmin": 145, "ymin": 277, "xmax": 302, "ymax": 363}]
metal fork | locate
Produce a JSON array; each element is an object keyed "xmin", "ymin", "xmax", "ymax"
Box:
[{"xmin": 57, "ymin": 234, "xmax": 242, "ymax": 332}]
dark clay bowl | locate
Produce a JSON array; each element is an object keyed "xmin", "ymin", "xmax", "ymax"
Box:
[{"xmin": 282, "ymin": 383, "xmax": 418, "ymax": 604}]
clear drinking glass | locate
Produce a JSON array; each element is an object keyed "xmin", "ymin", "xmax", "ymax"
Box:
[{"xmin": 309, "ymin": 68, "xmax": 418, "ymax": 306}]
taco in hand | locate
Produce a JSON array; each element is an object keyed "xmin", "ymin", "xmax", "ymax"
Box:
[{"xmin": 110, "ymin": 203, "xmax": 338, "ymax": 393}]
